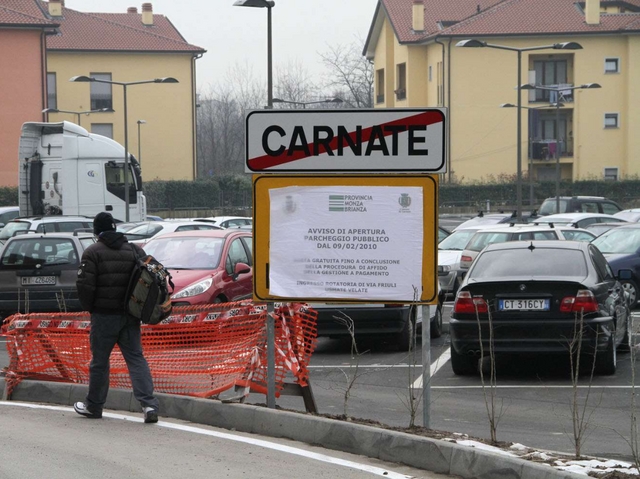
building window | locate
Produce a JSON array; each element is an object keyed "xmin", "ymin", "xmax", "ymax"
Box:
[
  {"xmin": 533, "ymin": 60, "xmax": 568, "ymax": 102},
  {"xmin": 428, "ymin": 65, "xmax": 432, "ymax": 82},
  {"xmin": 604, "ymin": 58, "xmax": 620, "ymax": 73},
  {"xmin": 376, "ymin": 69, "xmax": 384, "ymax": 104},
  {"xmin": 395, "ymin": 63, "xmax": 406, "ymax": 100},
  {"xmin": 91, "ymin": 123, "xmax": 113, "ymax": 139},
  {"xmin": 47, "ymin": 73, "xmax": 57, "ymax": 109},
  {"xmin": 604, "ymin": 167, "xmax": 619, "ymax": 181},
  {"xmin": 90, "ymin": 73, "xmax": 112, "ymax": 110},
  {"xmin": 604, "ymin": 113, "xmax": 619, "ymax": 129}
]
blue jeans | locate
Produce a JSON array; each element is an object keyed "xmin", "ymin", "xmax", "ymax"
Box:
[{"xmin": 86, "ymin": 313, "xmax": 159, "ymax": 413}]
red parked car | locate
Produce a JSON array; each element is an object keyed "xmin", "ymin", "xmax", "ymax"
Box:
[{"xmin": 142, "ymin": 229, "xmax": 253, "ymax": 306}]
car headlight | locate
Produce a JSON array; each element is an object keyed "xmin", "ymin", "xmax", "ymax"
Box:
[{"xmin": 172, "ymin": 278, "xmax": 213, "ymax": 299}]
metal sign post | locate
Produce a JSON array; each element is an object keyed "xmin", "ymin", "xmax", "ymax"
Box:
[
  {"xmin": 422, "ymin": 304, "xmax": 431, "ymax": 429},
  {"xmin": 266, "ymin": 302, "xmax": 276, "ymax": 408}
]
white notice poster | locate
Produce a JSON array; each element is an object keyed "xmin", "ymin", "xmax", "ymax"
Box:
[{"xmin": 269, "ymin": 186, "xmax": 424, "ymax": 301}]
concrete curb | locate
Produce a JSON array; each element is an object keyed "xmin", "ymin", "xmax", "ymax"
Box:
[{"xmin": 1, "ymin": 378, "xmax": 583, "ymax": 479}]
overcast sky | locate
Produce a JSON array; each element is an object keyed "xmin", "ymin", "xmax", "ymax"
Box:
[{"xmin": 65, "ymin": 0, "xmax": 377, "ymax": 90}]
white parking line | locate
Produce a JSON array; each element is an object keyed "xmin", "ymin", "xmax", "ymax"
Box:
[
  {"xmin": 411, "ymin": 348, "xmax": 451, "ymax": 389},
  {"xmin": 0, "ymin": 402, "xmax": 412, "ymax": 479}
]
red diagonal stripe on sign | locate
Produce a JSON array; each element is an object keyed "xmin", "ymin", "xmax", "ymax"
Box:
[{"xmin": 248, "ymin": 110, "xmax": 443, "ymax": 170}]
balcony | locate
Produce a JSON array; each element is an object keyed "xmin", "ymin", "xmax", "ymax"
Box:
[
  {"xmin": 530, "ymin": 83, "xmax": 575, "ymax": 104},
  {"xmin": 529, "ymin": 138, "xmax": 574, "ymax": 161}
]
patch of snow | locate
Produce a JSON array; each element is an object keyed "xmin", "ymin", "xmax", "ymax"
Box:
[{"xmin": 456, "ymin": 440, "xmax": 518, "ymax": 457}]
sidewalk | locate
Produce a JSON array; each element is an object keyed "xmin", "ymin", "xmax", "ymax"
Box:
[{"xmin": 1, "ymin": 378, "xmax": 584, "ymax": 479}]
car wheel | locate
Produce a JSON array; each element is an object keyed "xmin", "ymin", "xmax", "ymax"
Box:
[
  {"xmin": 430, "ymin": 304, "xmax": 443, "ymax": 339},
  {"xmin": 450, "ymin": 345, "xmax": 478, "ymax": 376},
  {"xmin": 622, "ymin": 280, "xmax": 639, "ymax": 310},
  {"xmin": 594, "ymin": 334, "xmax": 617, "ymax": 376},
  {"xmin": 397, "ymin": 311, "xmax": 417, "ymax": 352}
]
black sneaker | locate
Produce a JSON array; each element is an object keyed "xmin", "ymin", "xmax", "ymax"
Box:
[
  {"xmin": 143, "ymin": 407, "xmax": 158, "ymax": 424},
  {"xmin": 74, "ymin": 402, "xmax": 102, "ymax": 419}
]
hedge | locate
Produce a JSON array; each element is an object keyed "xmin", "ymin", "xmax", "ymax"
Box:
[{"xmin": 2, "ymin": 178, "xmax": 639, "ymax": 210}]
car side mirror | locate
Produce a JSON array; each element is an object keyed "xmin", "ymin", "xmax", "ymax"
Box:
[
  {"xmin": 617, "ymin": 269, "xmax": 633, "ymax": 281},
  {"xmin": 234, "ymin": 262, "xmax": 251, "ymax": 277}
]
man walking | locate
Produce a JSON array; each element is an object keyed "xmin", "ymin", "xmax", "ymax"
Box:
[{"xmin": 75, "ymin": 212, "xmax": 159, "ymax": 423}]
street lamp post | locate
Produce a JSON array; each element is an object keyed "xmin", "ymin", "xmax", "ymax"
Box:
[
  {"xmin": 500, "ymin": 102, "xmax": 565, "ymax": 209},
  {"xmin": 42, "ymin": 107, "xmax": 114, "ymax": 127},
  {"xmin": 70, "ymin": 76, "xmax": 178, "ymax": 222},
  {"xmin": 234, "ymin": 0, "xmax": 275, "ymax": 109},
  {"xmin": 137, "ymin": 120, "xmax": 146, "ymax": 167},
  {"xmin": 272, "ymin": 97, "xmax": 344, "ymax": 108},
  {"xmin": 456, "ymin": 40, "xmax": 583, "ymax": 221},
  {"xmin": 522, "ymin": 83, "xmax": 601, "ymax": 213}
]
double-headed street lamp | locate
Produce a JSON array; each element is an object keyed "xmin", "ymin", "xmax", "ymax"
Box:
[
  {"xmin": 272, "ymin": 97, "xmax": 344, "ymax": 109},
  {"xmin": 500, "ymin": 102, "xmax": 565, "ymax": 208},
  {"xmin": 69, "ymin": 75, "xmax": 178, "ymax": 221},
  {"xmin": 520, "ymin": 83, "xmax": 601, "ymax": 213},
  {"xmin": 456, "ymin": 39, "xmax": 583, "ymax": 221},
  {"xmin": 42, "ymin": 107, "xmax": 114, "ymax": 127},
  {"xmin": 234, "ymin": 0, "xmax": 275, "ymax": 109}
]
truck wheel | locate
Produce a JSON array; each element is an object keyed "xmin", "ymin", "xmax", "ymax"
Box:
[
  {"xmin": 451, "ymin": 345, "xmax": 478, "ymax": 376},
  {"xmin": 594, "ymin": 335, "xmax": 617, "ymax": 376}
]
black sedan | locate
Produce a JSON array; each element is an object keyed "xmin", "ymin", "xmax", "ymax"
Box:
[
  {"xmin": 449, "ymin": 240, "xmax": 630, "ymax": 376},
  {"xmin": 592, "ymin": 223, "xmax": 640, "ymax": 309}
]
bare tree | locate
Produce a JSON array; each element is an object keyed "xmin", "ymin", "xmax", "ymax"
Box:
[{"xmin": 319, "ymin": 37, "xmax": 374, "ymax": 108}]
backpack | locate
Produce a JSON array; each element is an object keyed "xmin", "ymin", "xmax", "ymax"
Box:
[{"xmin": 125, "ymin": 250, "xmax": 174, "ymax": 325}]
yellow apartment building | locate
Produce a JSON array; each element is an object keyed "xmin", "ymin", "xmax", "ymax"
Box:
[
  {"xmin": 364, "ymin": 0, "xmax": 640, "ymax": 184},
  {"xmin": 43, "ymin": 0, "xmax": 205, "ymax": 181}
]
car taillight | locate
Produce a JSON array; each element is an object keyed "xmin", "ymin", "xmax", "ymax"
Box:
[
  {"xmin": 560, "ymin": 290, "xmax": 599, "ymax": 313},
  {"xmin": 453, "ymin": 291, "xmax": 488, "ymax": 314},
  {"xmin": 461, "ymin": 255, "xmax": 473, "ymax": 264}
]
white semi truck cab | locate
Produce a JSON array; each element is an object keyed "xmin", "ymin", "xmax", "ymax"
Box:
[{"xmin": 18, "ymin": 121, "xmax": 146, "ymax": 222}]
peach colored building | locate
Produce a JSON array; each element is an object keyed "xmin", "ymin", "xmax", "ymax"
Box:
[{"xmin": 0, "ymin": 1, "xmax": 57, "ymax": 187}]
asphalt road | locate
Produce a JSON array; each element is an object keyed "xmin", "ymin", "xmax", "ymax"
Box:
[{"xmin": 0, "ymin": 401, "xmax": 450, "ymax": 479}]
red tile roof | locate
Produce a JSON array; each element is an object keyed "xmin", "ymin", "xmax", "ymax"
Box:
[
  {"xmin": 43, "ymin": 2, "xmax": 204, "ymax": 53},
  {"xmin": 380, "ymin": 0, "xmax": 640, "ymax": 43},
  {"xmin": 0, "ymin": 0, "xmax": 57, "ymax": 27}
]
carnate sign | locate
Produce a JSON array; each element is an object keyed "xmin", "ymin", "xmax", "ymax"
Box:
[{"xmin": 245, "ymin": 108, "xmax": 446, "ymax": 173}]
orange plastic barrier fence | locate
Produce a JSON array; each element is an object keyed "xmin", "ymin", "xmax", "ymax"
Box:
[{"xmin": 1, "ymin": 301, "xmax": 317, "ymax": 399}]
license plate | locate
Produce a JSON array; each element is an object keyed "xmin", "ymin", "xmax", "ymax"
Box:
[
  {"xmin": 21, "ymin": 276, "xmax": 56, "ymax": 286},
  {"xmin": 499, "ymin": 299, "xmax": 549, "ymax": 311}
]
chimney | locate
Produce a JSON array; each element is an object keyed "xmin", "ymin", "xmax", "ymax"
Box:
[
  {"xmin": 585, "ymin": 0, "xmax": 601, "ymax": 24},
  {"xmin": 128, "ymin": 7, "xmax": 138, "ymax": 13},
  {"xmin": 141, "ymin": 3, "xmax": 153, "ymax": 26},
  {"xmin": 412, "ymin": 0, "xmax": 424, "ymax": 32},
  {"xmin": 48, "ymin": 0, "xmax": 62, "ymax": 17}
]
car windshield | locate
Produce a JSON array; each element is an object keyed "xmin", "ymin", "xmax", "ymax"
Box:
[
  {"xmin": 1, "ymin": 237, "xmax": 79, "ymax": 268},
  {"xmin": 539, "ymin": 199, "xmax": 569, "ymax": 215},
  {"xmin": 466, "ymin": 232, "xmax": 511, "ymax": 252},
  {"xmin": 592, "ymin": 228, "xmax": 640, "ymax": 254},
  {"xmin": 143, "ymin": 236, "xmax": 224, "ymax": 269},
  {"xmin": 438, "ymin": 230, "xmax": 479, "ymax": 251},
  {"xmin": 0, "ymin": 221, "xmax": 31, "ymax": 240},
  {"xmin": 470, "ymin": 248, "xmax": 588, "ymax": 280}
]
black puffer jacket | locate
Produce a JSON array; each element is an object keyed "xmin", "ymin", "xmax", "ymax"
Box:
[{"xmin": 76, "ymin": 231, "xmax": 143, "ymax": 314}]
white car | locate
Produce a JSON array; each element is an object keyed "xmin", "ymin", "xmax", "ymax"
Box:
[
  {"xmin": 458, "ymin": 223, "xmax": 597, "ymax": 271},
  {"xmin": 438, "ymin": 225, "xmax": 499, "ymax": 298},
  {"xmin": 614, "ymin": 209, "xmax": 640, "ymax": 222},
  {"xmin": 532, "ymin": 213, "xmax": 628, "ymax": 229},
  {"xmin": 192, "ymin": 216, "xmax": 252, "ymax": 229},
  {"xmin": 125, "ymin": 221, "xmax": 222, "ymax": 245}
]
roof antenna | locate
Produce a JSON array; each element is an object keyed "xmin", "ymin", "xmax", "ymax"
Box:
[{"xmin": 528, "ymin": 241, "xmax": 535, "ymax": 251}]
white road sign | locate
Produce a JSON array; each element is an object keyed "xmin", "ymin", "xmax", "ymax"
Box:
[{"xmin": 245, "ymin": 108, "xmax": 446, "ymax": 173}]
